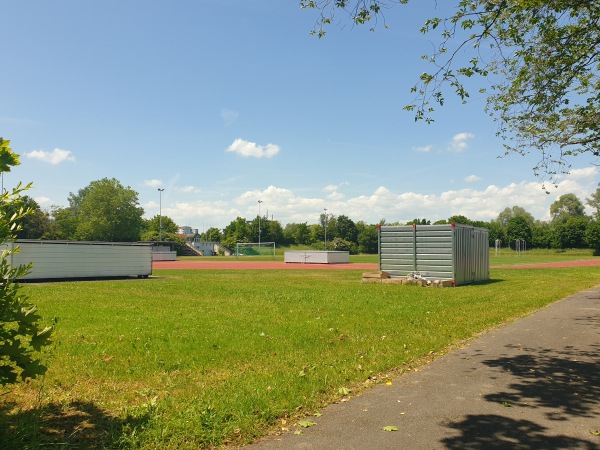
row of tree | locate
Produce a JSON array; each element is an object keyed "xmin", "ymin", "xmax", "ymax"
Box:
[
  {"xmin": 16, "ymin": 176, "xmax": 600, "ymax": 255},
  {"xmin": 203, "ymin": 191, "xmax": 600, "ymax": 254},
  {"xmin": 202, "ymin": 214, "xmax": 380, "ymax": 255},
  {"xmin": 14, "ymin": 177, "xmax": 186, "ymax": 251}
]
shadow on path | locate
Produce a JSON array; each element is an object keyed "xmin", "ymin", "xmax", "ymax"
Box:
[
  {"xmin": 442, "ymin": 343, "xmax": 600, "ymax": 449},
  {"xmin": 442, "ymin": 414, "xmax": 598, "ymax": 449}
]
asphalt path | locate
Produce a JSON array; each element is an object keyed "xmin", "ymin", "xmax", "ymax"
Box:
[{"xmin": 248, "ymin": 285, "xmax": 600, "ymax": 449}]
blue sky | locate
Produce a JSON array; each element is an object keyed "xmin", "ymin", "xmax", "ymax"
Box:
[{"xmin": 3, "ymin": 1, "xmax": 599, "ymax": 231}]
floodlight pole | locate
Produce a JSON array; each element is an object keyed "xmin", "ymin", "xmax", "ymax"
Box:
[
  {"xmin": 158, "ymin": 188, "xmax": 164, "ymax": 242},
  {"xmin": 258, "ymin": 200, "xmax": 263, "ymax": 244},
  {"xmin": 324, "ymin": 208, "xmax": 328, "ymax": 250}
]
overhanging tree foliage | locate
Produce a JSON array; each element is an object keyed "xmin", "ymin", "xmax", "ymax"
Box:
[
  {"xmin": 302, "ymin": 1, "xmax": 600, "ymax": 183},
  {"xmin": 0, "ymin": 138, "xmax": 53, "ymax": 386}
]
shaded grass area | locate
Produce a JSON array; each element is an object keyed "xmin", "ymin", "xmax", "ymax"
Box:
[{"xmin": 2, "ymin": 267, "xmax": 599, "ymax": 448}]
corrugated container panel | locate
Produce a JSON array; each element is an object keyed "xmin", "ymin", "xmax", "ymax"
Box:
[
  {"xmin": 4, "ymin": 240, "xmax": 152, "ymax": 280},
  {"xmin": 379, "ymin": 224, "xmax": 489, "ymax": 285}
]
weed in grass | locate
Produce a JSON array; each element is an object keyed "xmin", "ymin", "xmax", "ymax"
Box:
[{"xmin": 1, "ymin": 266, "xmax": 598, "ymax": 448}]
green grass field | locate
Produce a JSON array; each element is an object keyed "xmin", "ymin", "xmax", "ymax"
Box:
[
  {"xmin": 1, "ymin": 255, "xmax": 599, "ymax": 448},
  {"xmin": 182, "ymin": 247, "xmax": 599, "ymax": 266}
]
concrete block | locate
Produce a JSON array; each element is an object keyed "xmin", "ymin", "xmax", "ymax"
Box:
[{"xmin": 362, "ymin": 278, "xmax": 382, "ymax": 284}]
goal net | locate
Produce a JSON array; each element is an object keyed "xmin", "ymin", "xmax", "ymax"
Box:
[{"xmin": 235, "ymin": 242, "xmax": 276, "ymax": 259}]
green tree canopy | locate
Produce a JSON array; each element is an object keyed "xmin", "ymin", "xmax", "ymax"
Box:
[
  {"xmin": 447, "ymin": 215, "xmax": 472, "ymax": 225},
  {"xmin": 496, "ymin": 206, "xmax": 535, "ymax": 228},
  {"xmin": 335, "ymin": 215, "xmax": 358, "ymax": 242},
  {"xmin": 303, "ymin": 1, "xmax": 600, "ymax": 182},
  {"xmin": 356, "ymin": 221, "xmax": 378, "ymax": 254},
  {"xmin": 550, "ymin": 193, "xmax": 586, "ymax": 221},
  {"xmin": 283, "ymin": 222, "xmax": 311, "ymax": 246},
  {"xmin": 140, "ymin": 214, "xmax": 184, "ymax": 253},
  {"xmin": 586, "ymin": 183, "xmax": 600, "ymax": 220},
  {"xmin": 222, "ymin": 217, "xmax": 252, "ymax": 249},
  {"xmin": 264, "ymin": 219, "xmax": 284, "ymax": 244},
  {"xmin": 552, "ymin": 216, "xmax": 589, "ymax": 249},
  {"xmin": 506, "ymin": 216, "xmax": 533, "ymax": 244},
  {"xmin": 407, "ymin": 218, "xmax": 431, "ymax": 225},
  {"xmin": 143, "ymin": 215, "xmax": 179, "ymax": 236},
  {"xmin": 201, "ymin": 227, "xmax": 222, "ymax": 242},
  {"xmin": 531, "ymin": 220, "xmax": 553, "ymax": 249},
  {"xmin": 5, "ymin": 196, "xmax": 52, "ymax": 239},
  {"xmin": 48, "ymin": 205, "xmax": 78, "ymax": 240},
  {"xmin": 60, "ymin": 178, "xmax": 144, "ymax": 242},
  {"xmin": 585, "ymin": 220, "xmax": 600, "ymax": 254}
]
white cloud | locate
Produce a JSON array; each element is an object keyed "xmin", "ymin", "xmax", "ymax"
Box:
[
  {"xmin": 226, "ymin": 139, "xmax": 280, "ymax": 158},
  {"xmin": 144, "ymin": 167, "xmax": 598, "ymax": 230},
  {"xmin": 562, "ymin": 167, "xmax": 598, "ymax": 180},
  {"xmin": 413, "ymin": 145, "xmax": 432, "ymax": 153},
  {"xmin": 144, "ymin": 179, "xmax": 163, "ymax": 188},
  {"xmin": 179, "ymin": 185, "xmax": 201, "ymax": 194},
  {"xmin": 35, "ymin": 196, "xmax": 51, "ymax": 205},
  {"xmin": 464, "ymin": 175, "xmax": 482, "ymax": 183},
  {"xmin": 322, "ymin": 182, "xmax": 349, "ymax": 200},
  {"xmin": 220, "ymin": 108, "xmax": 239, "ymax": 126},
  {"xmin": 25, "ymin": 148, "xmax": 75, "ymax": 164},
  {"xmin": 327, "ymin": 191, "xmax": 345, "ymax": 200},
  {"xmin": 449, "ymin": 132, "xmax": 475, "ymax": 152}
]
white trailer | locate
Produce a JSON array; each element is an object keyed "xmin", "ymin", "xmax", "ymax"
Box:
[{"xmin": 3, "ymin": 240, "xmax": 153, "ymax": 280}]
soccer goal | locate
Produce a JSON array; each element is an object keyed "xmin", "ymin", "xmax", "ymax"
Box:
[{"xmin": 235, "ymin": 242, "xmax": 276, "ymax": 259}]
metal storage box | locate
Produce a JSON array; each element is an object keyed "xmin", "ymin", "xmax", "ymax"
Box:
[
  {"xmin": 379, "ymin": 224, "xmax": 489, "ymax": 285},
  {"xmin": 284, "ymin": 250, "xmax": 350, "ymax": 264},
  {"xmin": 4, "ymin": 240, "xmax": 153, "ymax": 280}
]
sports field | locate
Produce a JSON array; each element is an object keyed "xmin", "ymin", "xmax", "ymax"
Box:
[
  {"xmin": 2, "ymin": 252, "xmax": 599, "ymax": 449},
  {"xmin": 152, "ymin": 258, "xmax": 600, "ymax": 271}
]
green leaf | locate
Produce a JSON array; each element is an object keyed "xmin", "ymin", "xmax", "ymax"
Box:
[
  {"xmin": 298, "ymin": 420, "xmax": 315, "ymax": 428},
  {"xmin": 382, "ymin": 426, "xmax": 398, "ymax": 432},
  {"xmin": 0, "ymin": 147, "xmax": 20, "ymax": 172}
]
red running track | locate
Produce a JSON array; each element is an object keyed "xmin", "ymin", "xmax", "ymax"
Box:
[
  {"xmin": 152, "ymin": 259, "xmax": 600, "ymax": 271},
  {"xmin": 152, "ymin": 260, "xmax": 378, "ymax": 270}
]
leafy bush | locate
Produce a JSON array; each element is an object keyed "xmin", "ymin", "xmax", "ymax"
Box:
[
  {"xmin": 331, "ymin": 237, "xmax": 358, "ymax": 254},
  {"xmin": 0, "ymin": 139, "xmax": 54, "ymax": 386}
]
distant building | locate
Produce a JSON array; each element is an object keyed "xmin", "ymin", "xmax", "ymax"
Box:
[
  {"xmin": 178, "ymin": 226, "xmax": 192, "ymax": 236},
  {"xmin": 178, "ymin": 226, "xmax": 231, "ymax": 256}
]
